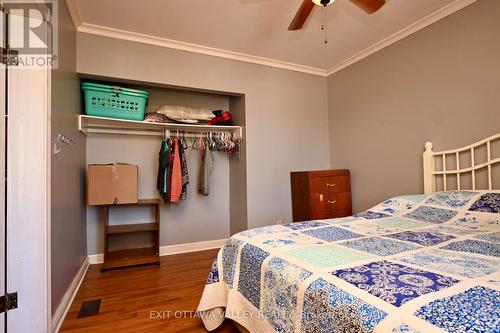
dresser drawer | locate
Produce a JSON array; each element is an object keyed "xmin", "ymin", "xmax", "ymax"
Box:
[
  {"xmin": 331, "ymin": 209, "xmax": 352, "ymax": 218},
  {"xmin": 310, "ymin": 192, "xmax": 351, "ymax": 217},
  {"xmin": 310, "ymin": 176, "xmax": 349, "ymax": 194}
]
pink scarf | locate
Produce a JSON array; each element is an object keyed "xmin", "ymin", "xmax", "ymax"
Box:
[{"xmin": 170, "ymin": 138, "xmax": 182, "ymax": 203}]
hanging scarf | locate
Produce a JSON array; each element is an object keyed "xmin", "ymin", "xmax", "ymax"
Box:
[
  {"xmin": 170, "ymin": 138, "xmax": 183, "ymax": 203},
  {"xmin": 179, "ymin": 139, "xmax": 190, "ymax": 200},
  {"xmin": 157, "ymin": 139, "xmax": 171, "ymax": 202},
  {"xmin": 165, "ymin": 139, "xmax": 175, "ymax": 202},
  {"xmin": 198, "ymin": 143, "xmax": 213, "ymax": 196}
]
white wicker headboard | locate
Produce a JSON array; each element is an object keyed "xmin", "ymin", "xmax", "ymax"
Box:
[{"xmin": 423, "ymin": 133, "xmax": 500, "ymax": 194}]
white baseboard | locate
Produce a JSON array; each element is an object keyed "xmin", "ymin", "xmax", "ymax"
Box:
[
  {"xmin": 51, "ymin": 257, "xmax": 90, "ymax": 333},
  {"xmin": 88, "ymin": 238, "xmax": 226, "ymax": 265},
  {"xmin": 87, "ymin": 253, "xmax": 104, "ymax": 265},
  {"xmin": 159, "ymin": 238, "xmax": 226, "ymax": 256}
]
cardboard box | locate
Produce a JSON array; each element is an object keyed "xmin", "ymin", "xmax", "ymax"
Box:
[{"xmin": 87, "ymin": 163, "xmax": 138, "ymax": 205}]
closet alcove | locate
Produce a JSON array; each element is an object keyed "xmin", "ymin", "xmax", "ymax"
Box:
[{"xmin": 79, "ymin": 75, "xmax": 247, "ymax": 256}]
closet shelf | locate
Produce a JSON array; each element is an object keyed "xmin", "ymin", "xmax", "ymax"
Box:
[{"xmin": 78, "ymin": 115, "xmax": 243, "ymax": 138}]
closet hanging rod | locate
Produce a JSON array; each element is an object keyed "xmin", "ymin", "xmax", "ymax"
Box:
[
  {"xmin": 78, "ymin": 115, "xmax": 243, "ymax": 139},
  {"xmin": 85, "ymin": 128, "xmax": 239, "ymax": 138}
]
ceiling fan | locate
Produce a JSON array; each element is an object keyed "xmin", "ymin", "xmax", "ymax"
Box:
[{"xmin": 288, "ymin": 0, "xmax": 386, "ymax": 31}]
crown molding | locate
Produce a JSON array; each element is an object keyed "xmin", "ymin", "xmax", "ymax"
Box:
[
  {"xmin": 77, "ymin": 22, "xmax": 329, "ymax": 77},
  {"xmin": 65, "ymin": 0, "xmax": 81, "ymax": 29},
  {"xmin": 67, "ymin": 0, "xmax": 476, "ymax": 78},
  {"xmin": 326, "ymin": 0, "xmax": 478, "ymax": 76}
]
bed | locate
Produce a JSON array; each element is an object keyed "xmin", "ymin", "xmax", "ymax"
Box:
[{"xmin": 197, "ymin": 134, "xmax": 500, "ymax": 333}]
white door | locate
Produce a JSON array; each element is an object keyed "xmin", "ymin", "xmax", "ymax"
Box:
[
  {"xmin": 0, "ymin": 4, "xmax": 6, "ymax": 332},
  {"xmin": 5, "ymin": 2, "xmax": 51, "ymax": 332}
]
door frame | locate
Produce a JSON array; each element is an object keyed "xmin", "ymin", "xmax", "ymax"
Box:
[
  {"xmin": 0, "ymin": 3, "xmax": 6, "ymax": 331},
  {"xmin": 5, "ymin": 5, "xmax": 52, "ymax": 332}
]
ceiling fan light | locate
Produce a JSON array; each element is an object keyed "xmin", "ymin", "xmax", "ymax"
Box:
[{"xmin": 312, "ymin": 0, "xmax": 334, "ymax": 6}]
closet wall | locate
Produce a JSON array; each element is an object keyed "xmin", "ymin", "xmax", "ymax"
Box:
[
  {"xmin": 86, "ymin": 86, "xmax": 233, "ymax": 254},
  {"xmin": 51, "ymin": 1, "xmax": 87, "ymax": 313},
  {"xmin": 77, "ymin": 32, "xmax": 331, "ymax": 244}
]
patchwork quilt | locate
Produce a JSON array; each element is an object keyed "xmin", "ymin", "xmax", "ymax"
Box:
[{"xmin": 197, "ymin": 191, "xmax": 500, "ymax": 333}]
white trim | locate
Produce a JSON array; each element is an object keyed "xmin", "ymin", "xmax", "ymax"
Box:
[
  {"xmin": 65, "ymin": 0, "xmax": 81, "ymax": 29},
  {"xmin": 88, "ymin": 239, "xmax": 227, "ymax": 264},
  {"xmin": 159, "ymin": 238, "xmax": 226, "ymax": 256},
  {"xmin": 76, "ymin": 23, "xmax": 327, "ymax": 77},
  {"xmin": 51, "ymin": 258, "xmax": 90, "ymax": 333},
  {"xmin": 78, "ymin": 115, "xmax": 243, "ymax": 139},
  {"xmin": 326, "ymin": 0, "xmax": 477, "ymax": 76},
  {"xmin": 87, "ymin": 253, "xmax": 104, "ymax": 265},
  {"xmin": 66, "ymin": 0, "xmax": 476, "ymax": 78}
]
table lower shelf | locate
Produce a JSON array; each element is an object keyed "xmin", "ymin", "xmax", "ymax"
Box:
[
  {"xmin": 106, "ymin": 222, "xmax": 159, "ymax": 234},
  {"xmin": 102, "ymin": 247, "xmax": 159, "ymax": 271}
]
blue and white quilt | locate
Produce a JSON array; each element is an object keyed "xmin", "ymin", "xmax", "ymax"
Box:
[{"xmin": 197, "ymin": 191, "xmax": 500, "ymax": 333}]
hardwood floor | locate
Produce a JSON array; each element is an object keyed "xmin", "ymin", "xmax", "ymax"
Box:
[{"xmin": 60, "ymin": 249, "xmax": 239, "ymax": 333}]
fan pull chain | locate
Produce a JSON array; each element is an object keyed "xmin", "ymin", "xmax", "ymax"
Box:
[{"xmin": 321, "ymin": 6, "xmax": 328, "ymax": 44}]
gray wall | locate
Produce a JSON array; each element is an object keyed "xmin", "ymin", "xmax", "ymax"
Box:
[
  {"xmin": 51, "ymin": 1, "xmax": 87, "ymax": 313},
  {"xmin": 77, "ymin": 33, "xmax": 330, "ymax": 252},
  {"xmin": 86, "ymin": 88, "xmax": 232, "ymax": 254},
  {"xmin": 229, "ymin": 95, "xmax": 248, "ymax": 235},
  {"xmin": 327, "ymin": 0, "xmax": 500, "ymax": 213}
]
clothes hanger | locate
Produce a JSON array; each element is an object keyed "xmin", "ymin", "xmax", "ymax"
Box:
[
  {"xmin": 197, "ymin": 133, "xmax": 205, "ymax": 150},
  {"xmin": 220, "ymin": 132, "xmax": 226, "ymax": 150},
  {"xmin": 192, "ymin": 133, "xmax": 198, "ymax": 150},
  {"xmin": 226, "ymin": 132, "xmax": 233, "ymax": 150},
  {"xmin": 182, "ymin": 131, "xmax": 190, "ymax": 149},
  {"xmin": 220, "ymin": 132, "xmax": 227, "ymax": 151},
  {"xmin": 213, "ymin": 132, "xmax": 218, "ymax": 151},
  {"xmin": 225, "ymin": 132, "xmax": 232, "ymax": 150},
  {"xmin": 212, "ymin": 132, "xmax": 219, "ymax": 151}
]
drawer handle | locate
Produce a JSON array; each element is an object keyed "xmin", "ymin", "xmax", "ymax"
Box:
[
  {"xmin": 326, "ymin": 183, "xmax": 336, "ymax": 187},
  {"xmin": 328, "ymin": 200, "xmax": 336, "ymax": 205}
]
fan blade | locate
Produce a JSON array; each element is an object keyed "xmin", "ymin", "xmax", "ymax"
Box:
[
  {"xmin": 349, "ymin": 0, "xmax": 386, "ymax": 14},
  {"xmin": 288, "ymin": 0, "xmax": 315, "ymax": 31}
]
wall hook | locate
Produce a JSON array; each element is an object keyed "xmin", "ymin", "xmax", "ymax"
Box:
[
  {"xmin": 58, "ymin": 134, "xmax": 76, "ymax": 145},
  {"xmin": 52, "ymin": 143, "xmax": 62, "ymax": 155}
]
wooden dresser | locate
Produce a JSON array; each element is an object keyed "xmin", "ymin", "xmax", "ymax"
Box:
[{"xmin": 290, "ymin": 169, "xmax": 352, "ymax": 222}]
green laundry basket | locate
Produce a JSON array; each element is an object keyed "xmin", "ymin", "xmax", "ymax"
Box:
[{"xmin": 82, "ymin": 82, "xmax": 149, "ymax": 121}]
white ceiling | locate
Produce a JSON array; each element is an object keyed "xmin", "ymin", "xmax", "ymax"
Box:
[{"xmin": 71, "ymin": 0, "xmax": 473, "ymax": 75}]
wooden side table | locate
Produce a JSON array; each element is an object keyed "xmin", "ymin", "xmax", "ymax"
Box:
[
  {"xmin": 290, "ymin": 169, "xmax": 352, "ymax": 222},
  {"xmin": 101, "ymin": 199, "xmax": 161, "ymax": 272}
]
